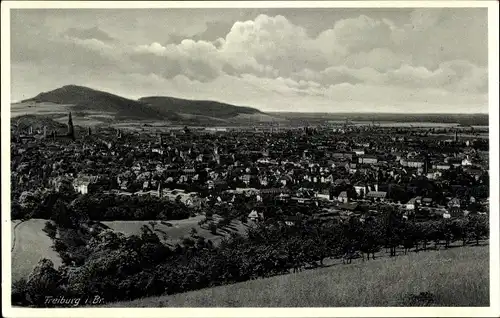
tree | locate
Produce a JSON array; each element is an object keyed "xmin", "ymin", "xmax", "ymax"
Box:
[
  {"xmin": 467, "ymin": 214, "xmax": 488, "ymax": 245},
  {"xmin": 26, "ymin": 259, "xmax": 62, "ymax": 306},
  {"xmin": 209, "ymin": 222, "xmax": 217, "ymax": 235},
  {"xmin": 382, "ymin": 207, "xmax": 403, "ymax": 256},
  {"xmin": 43, "ymin": 221, "xmax": 57, "ymax": 239},
  {"xmin": 51, "ymin": 199, "xmax": 72, "ymax": 228}
]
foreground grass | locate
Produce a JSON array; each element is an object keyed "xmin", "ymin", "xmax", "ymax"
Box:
[{"xmin": 107, "ymin": 245, "xmax": 489, "ymax": 307}]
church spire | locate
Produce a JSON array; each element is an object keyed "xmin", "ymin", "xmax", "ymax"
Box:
[{"xmin": 67, "ymin": 112, "xmax": 75, "ymax": 140}]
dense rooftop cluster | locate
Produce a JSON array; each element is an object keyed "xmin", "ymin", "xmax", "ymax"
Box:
[{"xmin": 11, "ymin": 114, "xmax": 489, "ymax": 222}]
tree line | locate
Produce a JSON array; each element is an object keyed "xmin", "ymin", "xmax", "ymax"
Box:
[{"xmin": 13, "ymin": 205, "xmax": 488, "ymax": 307}]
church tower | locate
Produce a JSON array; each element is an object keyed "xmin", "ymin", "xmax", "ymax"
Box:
[{"xmin": 67, "ymin": 112, "xmax": 75, "ymax": 140}]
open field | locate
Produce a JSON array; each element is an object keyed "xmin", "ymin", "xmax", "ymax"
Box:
[
  {"xmin": 10, "ymin": 216, "xmax": 248, "ymax": 281},
  {"xmin": 11, "ymin": 219, "xmax": 63, "ymax": 282},
  {"xmin": 101, "ymin": 215, "xmax": 249, "ymax": 246},
  {"xmin": 107, "ymin": 245, "xmax": 489, "ymax": 307}
]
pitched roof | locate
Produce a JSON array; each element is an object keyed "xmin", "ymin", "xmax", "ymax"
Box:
[{"xmin": 366, "ymin": 191, "xmax": 387, "ymax": 198}]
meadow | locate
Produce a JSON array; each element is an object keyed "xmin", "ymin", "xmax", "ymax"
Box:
[
  {"xmin": 101, "ymin": 215, "xmax": 249, "ymax": 246},
  {"xmin": 107, "ymin": 245, "xmax": 489, "ymax": 307},
  {"xmin": 11, "ymin": 219, "xmax": 63, "ymax": 282}
]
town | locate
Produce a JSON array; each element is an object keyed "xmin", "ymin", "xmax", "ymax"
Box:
[{"xmin": 12, "ymin": 113, "xmax": 489, "ymax": 223}]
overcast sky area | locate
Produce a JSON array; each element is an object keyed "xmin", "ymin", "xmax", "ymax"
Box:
[{"xmin": 10, "ymin": 8, "xmax": 488, "ymax": 113}]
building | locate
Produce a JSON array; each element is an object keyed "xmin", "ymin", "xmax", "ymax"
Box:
[
  {"xmin": 406, "ymin": 159, "xmax": 425, "ymax": 168},
  {"xmin": 50, "ymin": 112, "xmax": 76, "ymax": 141},
  {"xmin": 406, "ymin": 198, "xmax": 417, "ymax": 211},
  {"xmin": 422, "ymin": 197, "xmax": 434, "ymax": 207},
  {"xmin": 337, "ymin": 191, "xmax": 350, "ymax": 203},
  {"xmin": 73, "ymin": 175, "xmax": 98, "ymax": 194},
  {"xmin": 447, "ymin": 197, "xmax": 461, "ymax": 217},
  {"xmin": 358, "ymin": 155, "xmax": 378, "ymax": 165},
  {"xmin": 353, "ymin": 184, "xmax": 367, "ymax": 198},
  {"xmin": 366, "ymin": 191, "xmax": 387, "ymax": 202},
  {"xmin": 435, "ymin": 163, "xmax": 451, "ymax": 170}
]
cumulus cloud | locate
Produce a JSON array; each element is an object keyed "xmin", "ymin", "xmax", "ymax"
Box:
[
  {"xmin": 10, "ymin": 8, "xmax": 488, "ymax": 113},
  {"xmin": 127, "ymin": 12, "xmax": 486, "ymax": 96}
]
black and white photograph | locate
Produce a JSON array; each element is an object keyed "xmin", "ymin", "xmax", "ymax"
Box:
[{"xmin": 2, "ymin": 1, "xmax": 499, "ymax": 316}]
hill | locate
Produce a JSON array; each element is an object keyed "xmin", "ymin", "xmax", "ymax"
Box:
[
  {"xmin": 139, "ymin": 96, "xmax": 262, "ymax": 119},
  {"xmin": 21, "ymin": 85, "xmax": 170, "ymax": 121},
  {"xmin": 106, "ymin": 245, "xmax": 488, "ymax": 307},
  {"xmin": 15, "ymin": 85, "xmax": 272, "ymax": 125}
]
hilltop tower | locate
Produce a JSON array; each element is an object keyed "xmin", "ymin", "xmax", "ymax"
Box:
[
  {"xmin": 43, "ymin": 126, "xmax": 47, "ymax": 138},
  {"xmin": 67, "ymin": 112, "xmax": 75, "ymax": 140},
  {"xmin": 87, "ymin": 126, "xmax": 92, "ymax": 136},
  {"xmin": 455, "ymin": 130, "xmax": 458, "ymax": 142}
]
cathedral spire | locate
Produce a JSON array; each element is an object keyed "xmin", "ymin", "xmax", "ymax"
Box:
[{"xmin": 67, "ymin": 112, "xmax": 75, "ymax": 140}]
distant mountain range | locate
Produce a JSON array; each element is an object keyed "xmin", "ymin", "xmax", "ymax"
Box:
[{"xmin": 15, "ymin": 85, "xmax": 272, "ymax": 125}]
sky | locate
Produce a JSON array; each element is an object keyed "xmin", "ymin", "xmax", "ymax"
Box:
[{"xmin": 10, "ymin": 7, "xmax": 488, "ymax": 113}]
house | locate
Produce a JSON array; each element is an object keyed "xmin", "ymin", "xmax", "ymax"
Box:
[
  {"xmin": 247, "ymin": 210, "xmax": 261, "ymax": 222},
  {"xmin": 426, "ymin": 170, "xmax": 442, "ymax": 180},
  {"xmin": 448, "ymin": 197, "xmax": 461, "ymax": 217},
  {"xmin": 279, "ymin": 175, "xmax": 293, "ymax": 186},
  {"xmin": 422, "ymin": 197, "xmax": 434, "ymax": 207},
  {"xmin": 353, "ymin": 184, "xmax": 367, "ymax": 198},
  {"xmin": 358, "ymin": 155, "xmax": 378, "ymax": 165},
  {"xmin": 337, "ymin": 191, "xmax": 350, "ymax": 203},
  {"xmin": 73, "ymin": 175, "xmax": 98, "ymax": 194},
  {"xmin": 316, "ymin": 189, "xmax": 331, "ymax": 201},
  {"xmin": 331, "ymin": 152, "xmax": 354, "ymax": 161},
  {"xmin": 349, "ymin": 163, "xmax": 358, "ymax": 174},
  {"xmin": 406, "ymin": 198, "xmax": 417, "ymax": 211},
  {"xmin": 435, "ymin": 163, "xmax": 451, "ymax": 170},
  {"xmin": 415, "ymin": 196, "xmax": 423, "ymax": 204},
  {"xmin": 448, "ymin": 197, "xmax": 461, "ymax": 208},
  {"xmin": 406, "ymin": 159, "xmax": 425, "ymax": 168},
  {"xmin": 183, "ymin": 168, "xmax": 196, "ymax": 176},
  {"xmin": 242, "ymin": 174, "xmax": 252, "ymax": 185},
  {"xmin": 461, "ymin": 157, "xmax": 473, "ymax": 166},
  {"xmin": 366, "ymin": 191, "xmax": 387, "ymax": 202}
]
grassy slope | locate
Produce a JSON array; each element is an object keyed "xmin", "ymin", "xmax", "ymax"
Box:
[
  {"xmin": 108, "ymin": 245, "xmax": 489, "ymax": 307},
  {"xmin": 101, "ymin": 215, "xmax": 249, "ymax": 246},
  {"xmin": 139, "ymin": 96, "xmax": 262, "ymax": 119},
  {"xmin": 11, "ymin": 219, "xmax": 63, "ymax": 282}
]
